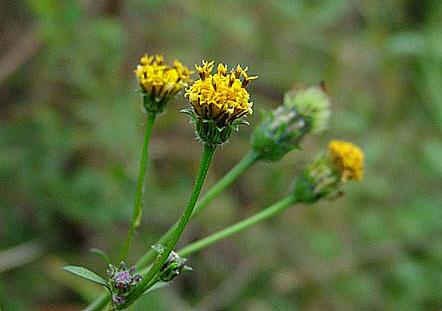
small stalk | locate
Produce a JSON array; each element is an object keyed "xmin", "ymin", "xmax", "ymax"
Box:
[
  {"xmin": 178, "ymin": 195, "xmax": 297, "ymax": 257},
  {"xmin": 121, "ymin": 144, "xmax": 216, "ymax": 308},
  {"xmin": 120, "ymin": 111, "xmax": 157, "ymax": 261},
  {"xmin": 136, "ymin": 150, "xmax": 260, "ymax": 269}
]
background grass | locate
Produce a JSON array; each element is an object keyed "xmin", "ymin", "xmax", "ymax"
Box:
[{"xmin": 1, "ymin": 0, "xmax": 442, "ymax": 310}]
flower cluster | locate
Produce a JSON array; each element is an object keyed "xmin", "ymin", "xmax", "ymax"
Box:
[
  {"xmin": 184, "ymin": 60, "xmax": 257, "ymax": 146},
  {"xmin": 294, "ymin": 140, "xmax": 364, "ymax": 203},
  {"xmin": 107, "ymin": 262, "xmax": 142, "ymax": 307},
  {"xmin": 135, "ymin": 54, "xmax": 192, "ymax": 113}
]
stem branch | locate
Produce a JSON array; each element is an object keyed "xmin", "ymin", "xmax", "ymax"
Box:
[{"xmin": 178, "ymin": 195, "xmax": 296, "ymax": 257}]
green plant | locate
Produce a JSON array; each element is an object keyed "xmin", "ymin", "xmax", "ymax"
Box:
[{"xmin": 60, "ymin": 56, "xmax": 363, "ymax": 310}]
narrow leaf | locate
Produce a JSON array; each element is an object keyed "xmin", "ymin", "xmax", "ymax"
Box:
[{"xmin": 63, "ymin": 265, "xmax": 108, "ymax": 287}]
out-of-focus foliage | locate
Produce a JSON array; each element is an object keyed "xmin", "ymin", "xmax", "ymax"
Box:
[{"xmin": 1, "ymin": 0, "xmax": 441, "ymax": 310}]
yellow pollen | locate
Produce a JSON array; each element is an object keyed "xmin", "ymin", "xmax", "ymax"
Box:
[
  {"xmin": 185, "ymin": 60, "xmax": 257, "ymax": 126},
  {"xmin": 135, "ymin": 54, "xmax": 192, "ymax": 100},
  {"xmin": 328, "ymin": 139, "xmax": 364, "ymax": 181}
]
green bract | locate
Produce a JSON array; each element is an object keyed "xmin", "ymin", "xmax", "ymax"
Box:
[
  {"xmin": 283, "ymin": 86, "xmax": 330, "ymax": 134},
  {"xmin": 182, "ymin": 108, "xmax": 247, "ymax": 147},
  {"xmin": 293, "ymin": 153, "xmax": 341, "ymax": 203},
  {"xmin": 252, "ymin": 105, "xmax": 310, "ymax": 161}
]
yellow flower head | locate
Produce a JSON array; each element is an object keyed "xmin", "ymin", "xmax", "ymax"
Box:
[
  {"xmin": 135, "ymin": 54, "xmax": 192, "ymax": 102},
  {"xmin": 185, "ymin": 60, "xmax": 257, "ymax": 126},
  {"xmin": 328, "ymin": 139, "xmax": 364, "ymax": 181}
]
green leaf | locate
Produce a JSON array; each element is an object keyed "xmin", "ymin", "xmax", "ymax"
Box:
[
  {"xmin": 63, "ymin": 265, "xmax": 108, "ymax": 288},
  {"xmin": 90, "ymin": 248, "xmax": 112, "ymax": 265}
]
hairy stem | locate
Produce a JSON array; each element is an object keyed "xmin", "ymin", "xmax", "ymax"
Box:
[{"xmin": 120, "ymin": 112, "xmax": 156, "ymax": 261}]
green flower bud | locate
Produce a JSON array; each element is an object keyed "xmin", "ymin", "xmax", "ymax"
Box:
[
  {"xmin": 283, "ymin": 85, "xmax": 331, "ymax": 134},
  {"xmin": 251, "ymin": 105, "xmax": 310, "ymax": 161},
  {"xmin": 293, "ymin": 153, "xmax": 341, "ymax": 203},
  {"xmin": 159, "ymin": 250, "xmax": 192, "ymax": 282},
  {"xmin": 152, "ymin": 245, "xmax": 192, "ymax": 283}
]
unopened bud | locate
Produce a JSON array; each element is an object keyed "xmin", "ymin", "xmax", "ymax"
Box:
[
  {"xmin": 283, "ymin": 85, "xmax": 331, "ymax": 134},
  {"xmin": 252, "ymin": 105, "xmax": 309, "ymax": 161},
  {"xmin": 159, "ymin": 251, "xmax": 192, "ymax": 282}
]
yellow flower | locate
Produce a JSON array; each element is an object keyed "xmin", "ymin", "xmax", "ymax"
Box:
[
  {"xmin": 328, "ymin": 139, "xmax": 364, "ymax": 181},
  {"xmin": 185, "ymin": 60, "xmax": 257, "ymax": 126},
  {"xmin": 294, "ymin": 140, "xmax": 364, "ymax": 203},
  {"xmin": 135, "ymin": 54, "xmax": 192, "ymax": 103}
]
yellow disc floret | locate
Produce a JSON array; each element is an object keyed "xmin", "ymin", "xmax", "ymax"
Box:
[
  {"xmin": 185, "ymin": 60, "xmax": 257, "ymax": 126},
  {"xmin": 135, "ymin": 54, "xmax": 192, "ymax": 101},
  {"xmin": 328, "ymin": 139, "xmax": 364, "ymax": 181}
]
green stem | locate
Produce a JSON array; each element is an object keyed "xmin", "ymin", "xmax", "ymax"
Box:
[
  {"xmin": 85, "ymin": 149, "xmax": 256, "ymax": 310},
  {"xmin": 84, "ymin": 195, "xmax": 295, "ymax": 311},
  {"xmin": 135, "ymin": 150, "xmax": 259, "ymax": 269},
  {"xmin": 120, "ymin": 112, "xmax": 156, "ymax": 262},
  {"xmin": 178, "ymin": 195, "xmax": 297, "ymax": 257},
  {"xmin": 135, "ymin": 196, "xmax": 297, "ymax": 299},
  {"xmin": 136, "ymin": 196, "xmax": 297, "ymax": 297},
  {"xmin": 121, "ymin": 144, "xmax": 216, "ymax": 308},
  {"xmin": 193, "ymin": 150, "xmax": 260, "ymax": 217}
]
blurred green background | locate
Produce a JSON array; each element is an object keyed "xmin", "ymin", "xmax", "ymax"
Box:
[{"xmin": 1, "ymin": 0, "xmax": 442, "ymax": 310}]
